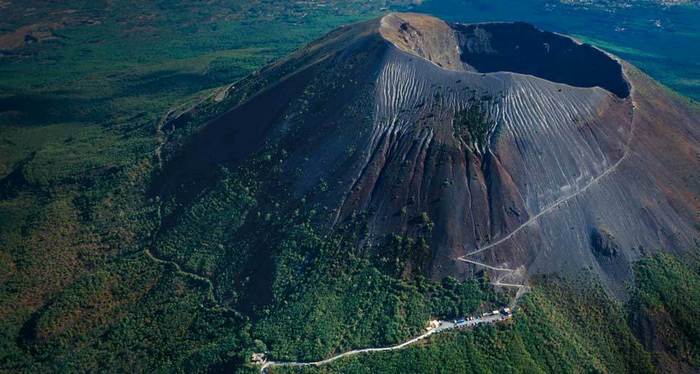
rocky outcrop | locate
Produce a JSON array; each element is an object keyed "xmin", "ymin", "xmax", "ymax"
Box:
[
  {"xmin": 379, "ymin": 13, "xmax": 463, "ymax": 71},
  {"xmin": 591, "ymin": 228, "xmax": 620, "ymax": 258}
]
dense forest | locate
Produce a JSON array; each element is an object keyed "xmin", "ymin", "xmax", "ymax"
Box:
[{"xmin": 271, "ymin": 254, "xmax": 700, "ymax": 374}]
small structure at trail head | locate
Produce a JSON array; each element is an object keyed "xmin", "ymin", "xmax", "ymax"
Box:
[
  {"xmin": 251, "ymin": 353, "xmax": 266, "ymax": 365},
  {"xmin": 426, "ymin": 320, "xmax": 441, "ymax": 331}
]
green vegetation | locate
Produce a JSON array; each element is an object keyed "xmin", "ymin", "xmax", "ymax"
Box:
[
  {"xmin": 452, "ymin": 102, "xmax": 493, "ymax": 153},
  {"xmin": 0, "ymin": 254, "xmax": 252, "ymax": 372},
  {"xmin": 261, "ymin": 253, "xmax": 700, "ymax": 374},
  {"xmin": 630, "ymin": 253, "xmax": 700, "ymax": 368},
  {"xmin": 254, "ymin": 233, "xmax": 502, "ymax": 362},
  {"xmin": 148, "ymin": 145, "xmax": 505, "ymax": 365},
  {"xmin": 273, "ymin": 275, "xmax": 654, "ymax": 374},
  {"xmin": 250, "ymin": 223, "xmax": 504, "ymax": 363}
]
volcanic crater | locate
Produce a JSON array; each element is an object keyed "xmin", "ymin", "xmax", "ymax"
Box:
[{"xmin": 158, "ymin": 13, "xmax": 700, "ymax": 298}]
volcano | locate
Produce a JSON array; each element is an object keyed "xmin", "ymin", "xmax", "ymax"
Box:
[{"xmin": 158, "ymin": 13, "xmax": 700, "ymax": 297}]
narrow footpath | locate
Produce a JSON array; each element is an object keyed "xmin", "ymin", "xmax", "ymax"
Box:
[
  {"xmin": 145, "ymin": 86, "xmax": 237, "ymax": 314},
  {"xmin": 465, "ymin": 96, "xmax": 637, "ymax": 258}
]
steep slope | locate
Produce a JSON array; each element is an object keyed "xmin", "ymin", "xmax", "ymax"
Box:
[{"xmin": 155, "ymin": 13, "xmax": 700, "ymax": 300}]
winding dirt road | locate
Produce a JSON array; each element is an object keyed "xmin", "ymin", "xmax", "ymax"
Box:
[
  {"xmin": 259, "ymin": 313, "xmax": 511, "ymax": 373},
  {"xmin": 456, "ymin": 257, "xmax": 515, "ymax": 272},
  {"xmin": 261, "ymin": 329, "xmax": 439, "ymax": 372}
]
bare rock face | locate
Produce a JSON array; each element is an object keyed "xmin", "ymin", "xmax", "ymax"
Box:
[
  {"xmin": 591, "ymin": 228, "xmax": 620, "ymax": 259},
  {"xmin": 379, "ymin": 13, "xmax": 464, "ymax": 71},
  {"xmin": 161, "ymin": 13, "xmax": 700, "ymax": 297}
]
